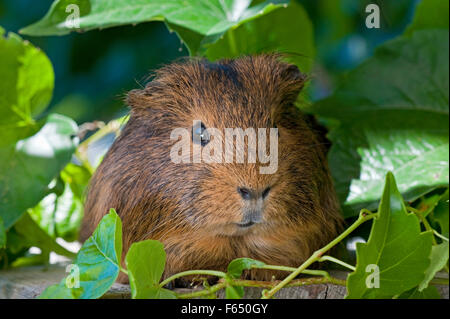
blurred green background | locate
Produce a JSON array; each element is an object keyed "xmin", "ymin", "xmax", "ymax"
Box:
[
  {"xmin": 0, "ymin": 1, "xmax": 448, "ymax": 299},
  {"xmin": 0, "ymin": 0, "xmax": 418, "ymax": 124}
]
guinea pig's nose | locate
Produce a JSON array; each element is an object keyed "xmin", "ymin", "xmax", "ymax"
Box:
[{"xmin": 237, "ymin": 187, "xmax": 271, "ymax": 200}]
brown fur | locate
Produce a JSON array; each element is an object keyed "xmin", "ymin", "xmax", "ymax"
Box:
[{"xmin": 80, "ymin": 54, "xmax": 343, "ymax": 284}]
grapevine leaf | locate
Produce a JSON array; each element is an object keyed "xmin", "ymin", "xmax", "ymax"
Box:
[
  {"xmin": 0, "ymin": 114, "xmax": 78, "ymax": 229},
  {"xmin": 404, "ymin": 0, "xmax": 449, "ymax": 35},
  {"xmin": 0, "ymin": 27, "xmax": 78, "ymax": 229},
  {"xmin": 203, "ymin": 2, "xmax": 315, "ymax": 72},
  {"xmin": 136, "ymin": 287, "xmax": 176, "ymax": 299},
  {"xmin": 311, "ymin": 30, "xmax": 449, "ymax": 217},
  {"xmin": 346, "ymin": 172, "xmax": 433, "ymax": 298},
  {"xmin": 20, "ymin": 0, "xmax": 287, "ymax": 44},
  {"xmin": 28, "ymin": 163, "xmax": 91, "ymax": 242},
  {"xmin": 125, "ymin": 240, "xmax": 175, "ymax": 299},
  {"xmin": 225, "ymin": 284, "xmax": 244, "ymax": 299},
  {"xmin": 39, "ymin": 209, "xmax": 122, "ymax": 299},
  {"xmin": 225, "ymin": 257, "xmax": 266, "ymax": 299},
  {"xmin": 418, "ymin": 241, "xmax": 449, "ymax": 291},
  {"xmin": 433, "ymin": 190, "xmax": 449, "ymax": 238},
  {"xmin": 0, "ymin": 27, "xmax": 53, "ymax": 146},
  {"xmin": 398, "ymin": 285, "xmax": 441, "ymax": 299},
  {"xmin": 227, "ymin": 257, "xmax": 266, "ymax": 279}
]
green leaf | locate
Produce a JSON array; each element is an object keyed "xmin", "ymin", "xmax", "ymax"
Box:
[
  {"xmin": 137, "ymin": 287, "xmax": 176, "ymax": 299},
  {"xmin": 225, "ymin": 284, "xmax": 244, "ymax": 299},
  {"xmin": 0, "ymin": 27, "xmax": 54, "ymax": 146},
  {"xmin": 28, "ymin": 188, "xmax": 82, "ymax": 241},
  {"xmin": 0, "ymin": 26, "xmax": 77, "ymax": 229},
  {"xmin": 4, "ymin": 227, "xmax": 30, "ymax": 255},
  {"xmin": 20, "ymin": 0, "xmax": 287, "ymax": 46},
  {"xmin": 434, "ymin": 190, "xmax": 449, "ymax": 238},
  {"xmin": 225, "ymin": 257, "xmax": 266, "ymax": 299},
  {"xmin": 227, "ymin": 257, "xmax": 266, "ymax": 279},
  {"xmin": 60, "ymin": 163, "xmax": 92, "ymax": 199},
  {"xmin": 14, "ymin": 213, "xmax": 76, "ymax": 259},
  {"xmin": 38, "ymin": 284, "xmax": 78, "ymax": 299},
  {"xmin": 0, "ymin": 114, "xmax": 79, "ymax": 229},
  {"xmin": 125, "ymin": 240, "xmax": 175, "ymax": 299},
  {"xmin": 404, "ymin": 0, "xmax": 449, "ymax": 35},
  {"xmin": 39, "ymin": 209, "xmax": 122, "ymax": 299},
  {"xmin": 28, "ymin": 163, "xmax": 91, "ymax": 242},
  {"xmin": 419, "ymin": 241, "xmax": 449, "ymax": 291},
  {"xmin": 346, "ymin": 172, "xmax": 433, "ymax": 299},
  {"xmin": 203, "ymin": 1, "xmax": 314, "ymax": 73},
  {"xmin": 0, "ymin": 217, "xmax": 5, "ymax": 248},
  {"xmin": 165, "ymin": 21, "xmax": 206, "ymax": 56},
  {"xmin": 11, "ymin": 253, "xmax": 50, "ymax": 268},
  {"xmin": 311, "ymin": 30, "xmax": 449, "ymax": 217},
  {"xmin": 398, "ymin": 285, "xmax": 441, "ymax": 299}
]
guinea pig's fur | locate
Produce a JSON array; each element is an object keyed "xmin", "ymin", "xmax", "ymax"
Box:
[{"xmin": 80, "ymin": 54, "xmax": 343, "ymax": 284}]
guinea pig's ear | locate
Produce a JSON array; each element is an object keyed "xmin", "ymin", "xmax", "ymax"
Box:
[
  {"xmin": 274, "ymin": 62, "xmax": 308, "ymax": 110},
  {"xmin": 126, "ymin": 87, "xmax": 154, "ymax": 111},
  {"xmin": 280, "ymin": 63, "xmax": 307, "ymax": 93},
  {"xmin": 126, "ymin": 82, "xmax": 163, "ymax": 111},
  {"xmin": 282, "ymin": 64, "xmax": 304, "ymax": 81}
]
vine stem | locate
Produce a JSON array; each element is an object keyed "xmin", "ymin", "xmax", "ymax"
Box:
[
  {"xmin": 158, "ymin": 264, "xmax": 334, "ymax": 297},
  {"xmin": 318, "ymin": 255, "xmax": 356, "ymax": 271},
  {"xmin": 175, "ymin": 276, "xmax": 346, "ymax": 299},
  {"xmin": 261, "ymin": 209, "xmax": 378, "ymax": 299},
  {"xmin": 176, "ymin": 282, "xmax": 227, "ymax": 299},
  {"xmin": 158, "ymin": 264, "xmax": 335, "ymax": 291},
  {"xmin": 251, "ymin": 264, "xmax": 331, "ymax": 278},
  {"xmin": 227, "ymin": 29, "xmax": 238, "ymax": 56},
  {"xmin": 159, "ymin": 270, "xmax": 227, "ymax": 288},
  {"xmin": 433, "ymin": 230, "xmax": 449, "ymax": 242}
]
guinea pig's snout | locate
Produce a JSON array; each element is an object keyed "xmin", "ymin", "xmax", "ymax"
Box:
[{"xmin": 236, "ymin": 186, "xmax": 271, "ymax": 227}]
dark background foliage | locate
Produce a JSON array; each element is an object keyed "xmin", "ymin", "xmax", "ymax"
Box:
[{"xmin": 0, "ymin": 0, "xmax": 416, "ymax": 124}]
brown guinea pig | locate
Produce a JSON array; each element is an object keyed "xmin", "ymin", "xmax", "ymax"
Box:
[{"xmin": 80, "ymin": 54, "xmax": 343, "ymax": 284}]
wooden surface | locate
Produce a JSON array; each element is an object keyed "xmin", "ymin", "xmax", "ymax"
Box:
[
  {"xmin": 0, "ymin": 264, "xmax": 131, "ymax": 299},
  {"xmin": 0, "ymin": 264, "xmax": 447, "ymax": 299}
]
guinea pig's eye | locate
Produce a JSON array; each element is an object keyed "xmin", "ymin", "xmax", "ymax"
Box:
[{"xmin": 192, "ymin": 121, "xmax": 210, "ymax": 146}]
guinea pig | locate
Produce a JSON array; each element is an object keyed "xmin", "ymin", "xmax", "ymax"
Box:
[{"xmin": 80, "ymin": 54, "xmax": 343, "ymax": 284}]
